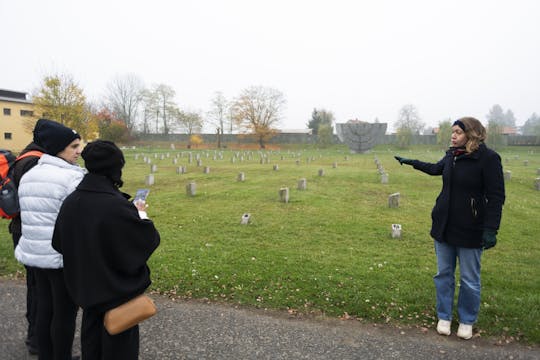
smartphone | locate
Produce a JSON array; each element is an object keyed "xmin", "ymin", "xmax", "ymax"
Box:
[{"xmin": 133, "ymin": 189, "xmax": 150, "ymax": 202}]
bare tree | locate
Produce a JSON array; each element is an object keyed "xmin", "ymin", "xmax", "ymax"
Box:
[
  {"xmin": 105, "ymin": 74, "xmax": 144, "ymax": 132},
  {"xmin": 231, "ymin": 86, "xmax": 286, "ymax": 149},
  {"xmin": 180, "ymin": 111, "xmax": 204, "ymax": 135},
  {"xmin": 394, "ymin": 104, "xmax": 424, "ymax": 148},
  {"xmin": 207, "ymin": 91, "xmax": 229, "ymax": 147}
]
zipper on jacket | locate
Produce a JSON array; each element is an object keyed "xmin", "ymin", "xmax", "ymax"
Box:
[{"xmin": 470, "ymin": 198, "xmax": 478, "ymax": 218}]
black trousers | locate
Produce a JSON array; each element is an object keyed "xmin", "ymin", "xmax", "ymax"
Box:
[
  {"xmin": 81, "ymin": 307, "xmax": 139, "ymax": 360},
  {"xmin": 12, "ymin": 232, "xmax": 38, "ymax": 349},
  {"xmin": 33, "ymin": 267, "xmax": 78, "ymax": 360},
  {"xmin": 25, "ymin": 265, "xmax": 39, "ymax": 347}
]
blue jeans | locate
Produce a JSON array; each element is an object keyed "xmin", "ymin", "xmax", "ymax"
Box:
[{"xmin": 433, "ymin": 240, "xmax": 483, "ymax": 325}]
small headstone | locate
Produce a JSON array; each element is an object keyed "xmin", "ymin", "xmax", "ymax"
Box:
[
  {"xmin": 186, "ymin": 182, "xmax": 196, "ymax": 196},
  {"xmin": 176, "ymin": 166, "xmax": 185, "ymax": 174},
  {"xmin": 535, "ymin": 178, "xmax": 540, "ymax": 191},
  {"xmin": 150, "ymin": 164, "xmax": 157, "ymax": 173},
  {"xmin": 273, "ymin": 165, "xmax": 279, "ymax": 171},
  {"xmin": 145, "ymin": 174, "xmax": 154, "ymax": 186},
  {"xmin": 203, "ymin": 166, "xmax": 210, "ymax": 174},
  {"xmin": 391, "ymin": 224, "xmax": 402, "ymax": 239},
  {"xmin": 318, "ymin": 169, "xmax": 324, "ymax": 177},
  {"xmin": 279, "ymin": 187, "xmax": 289, "ymax": 203},
  {"xmin": 504, "ymin": 170, "xmax": 511, "ymax": 181},
  {"xmin": 295, "ymin": 160, "xmax": 300, "ymax": 166},
  {"xmin": 237, "ymin": 172, "xmax": 245, "ymax": 182},
  {"xmin": 134, "ymin": 154, "xmax": 139, "ymax": 160},
  {"xmin": 173, "ymin": 158, "xmax": 178, "ymax": 165},
  {"xmin": 160, "ymin": 154, "xmax": 165, "ymax": 160},
  {"xmin": 332, "ymin": 162, "xmax": 338, "ymax": 168},
  {"xmin": 170, "ymin": 144, "xmax": 175, "ymax": 150},
  {"xmin": 388, "ymin": 192, "xmax": 400, "ymax": 208},
  {"xmin": 297, "ymin": 178, "xmax": 307, "ymax": 190},
  {"xmin": 197, "ymin": 159, "xmax": 202, "ymax": 167},
  {"xmin": 524, "ymin": 160, "xmax": 529, "ymax": 166},
  {"xmin": 381, "ymin": 173, "xmax": 389, "ymax": 184},
  {"xmin": 240, "ymin": 213, "xmax": 251, "ymax": 225}
]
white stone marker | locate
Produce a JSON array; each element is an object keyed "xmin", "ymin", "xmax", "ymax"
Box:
[
  {"xmin": 318, "ymin": 169, "xmax": 324, "ymax": 176},
  {"xmin": 145, "ymin": 174, "xmax": 154, "ymax": 186},
  {"xmin": 240, "ymin": 213, "xmax": 251, "ymax": 225},
  {"xmin": 381, "ymin": 173, "xmax": 389, "ymax": 184},
  {"xmin": 279, "ymin": 187, "xmax": 289, "ymax": 203},
  {"xmin": 237, "ymin": 172, "xmax": 245, "ymax": 182},
  {"xmin": 535, "ymin": 178, "xmax": 540, "ymax": 191},
  {"xmin": 186, "ymin": 182, "xmax": 196, "ymax": 196},
  {"xmin": 203, "ymin": 166, "xmax": 210, "ymax": 174},
  {"xmin": 391, "ymin": 224, "xmax": 402, "ymax": 239},
  {"xmin": 388, "ymin": 192, "xmax": 400, "ymax": 208},
  {"xmin": 273, "ymin": 164, "xmax": 279, "ymax": 171},
  {"xmin": 150, "ymin": 164, "xmax": 157, "ymax": 173},
  {"xmin": 298, "ymin": 178, "xmax": 307, "ymax": 190},
  {"xmin": 504, "ymin": 170, "xmax": 511, "ymax": 181}
]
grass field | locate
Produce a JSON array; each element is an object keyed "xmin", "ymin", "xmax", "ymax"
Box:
[{"xmin": 1, "ymin": 144, "xmax": 539, "ymax": 344}]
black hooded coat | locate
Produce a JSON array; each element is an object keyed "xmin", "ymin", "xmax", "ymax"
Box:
[{"xmin": 52, "ymin": 173, "xmax": 160, "ymax": 311}]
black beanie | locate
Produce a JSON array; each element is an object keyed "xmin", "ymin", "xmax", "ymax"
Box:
[
  {"xmin": 82, "ymin": 140, "xmax": 125, "ymax": 187},
  {"xmin": 33, "ymin": 118, "xmax": 81, "ymax": 155}
]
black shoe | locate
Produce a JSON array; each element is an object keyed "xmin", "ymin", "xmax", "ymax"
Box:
[{"xmin": 72, "ymin": 356, "xmax": 80, "ymax": 360}]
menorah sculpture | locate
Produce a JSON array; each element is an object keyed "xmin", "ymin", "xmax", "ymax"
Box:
[{"xmin": 335, "ymin": 121, "xmax": 387, "ymax": 153}]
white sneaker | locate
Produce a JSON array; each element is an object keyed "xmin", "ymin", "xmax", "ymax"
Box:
[
  {"xmin": 457, "ymin": 323, "xmax": 473, "ymax": 340},
  {"xmin": 436, "ymin": 319, "xmax": 451, "ymax": 336}
]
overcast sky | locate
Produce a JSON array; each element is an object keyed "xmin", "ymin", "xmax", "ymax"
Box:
[{"xmin": 1, "ymin": 0, "xmax": 539, "ymax": 131}]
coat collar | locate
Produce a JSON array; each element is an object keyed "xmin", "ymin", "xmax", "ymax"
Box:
[
  {"xmin": 447, "ymin": 143, "xmax": 486, "ymax": 160},
  {"xmin": 77, "ymin": 173, "xmax": 130, "ymax": 199}
]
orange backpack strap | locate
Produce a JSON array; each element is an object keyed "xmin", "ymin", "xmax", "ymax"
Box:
[{"xmin": 15, "ymin": 150, "xmax": 43, "ymax": 161}]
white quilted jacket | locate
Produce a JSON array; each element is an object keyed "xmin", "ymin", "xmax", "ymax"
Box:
[{"xmin": 14, "ymin": 154, "xmax": 86, "ymax": 269}]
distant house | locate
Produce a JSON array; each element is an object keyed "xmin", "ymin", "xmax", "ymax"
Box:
[
  {"xmin": 278, "ymin": 129, "xmax": 313, "ymax": 135},
  {"xmin": 501, "ymin": 126, "xmax": 518, "ymax": 135},
  {"xmin": 0, "ymin": 89, "xmax": 36, "ymax": 151}
]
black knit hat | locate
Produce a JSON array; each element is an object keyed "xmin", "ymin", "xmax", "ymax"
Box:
[
  {"xmin": 82, "ymin": 140, "xmax": 125, "ymax": 187},
  {"xmin": 33, "ymin": 118, "xmax": 81, "ymax": 155}
]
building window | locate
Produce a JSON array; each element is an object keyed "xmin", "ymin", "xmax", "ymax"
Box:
[
  {"xmin": 3, "ymin": 108, "xmax": 10, "ymax": 116},
  {"xmin": 4, "ymin": 133, "xmax": 12, "ymax": 140},
  {"xmin": 20, "ymin": 110, "xmax": 34, "ymax": 117}
]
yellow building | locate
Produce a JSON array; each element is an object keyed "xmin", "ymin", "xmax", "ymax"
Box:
[{"xmin": 0, "ymin": 89, "xmax": 38, "ymax": 152}]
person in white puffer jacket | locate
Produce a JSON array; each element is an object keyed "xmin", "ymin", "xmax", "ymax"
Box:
[{"xmin": 15, "ymin": 118, "xmax": 86, "ymax": 360}]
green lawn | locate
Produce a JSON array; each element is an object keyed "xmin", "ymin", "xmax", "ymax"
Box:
[{"xmin": 1, "ymin": 144, "xmax": 539, "ymax": 343}]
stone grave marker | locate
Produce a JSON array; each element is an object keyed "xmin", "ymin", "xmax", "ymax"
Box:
[
  {"xmin": 535, "ymin": 178, "xmax": 540, "ymax": 191},
  {"xmin": 145, "ymin": 174, "xmax": 154, "ymax": 186},
  {"xmin": 298, "ymin": 178, "xmax": 307, "ymax": 190},
  {"xmin": 279, "ymin": 187, "xmax": 289, "ymax": 203},
  {"xmin": 203, "ymin": 166, "xmax": 210, "ymax": 174},
  {"xmin": 240, "ymin": 213, "xmax": 251, "ymax": 225},
  {"xmin": 388, "ymin": 192, "xmax": 400, "ymax": 208},
  {"xmin": 504, "ymin": 170, "xmax": 511, "ymax": 181},
  {"xmin": 381, "ymin": 173, "xmax": 389, "ymax": 184},
  {"xmin": 186, "ymin": 182, "xmax": 196, "ymax": 196},
  {"xmin": 237, "ymin": 172, "xmax": 245, "ymax": 182},
  {"xmin": 318, "ymin": 169, "xmax": 324, "ymax": 176},
  {"xmin": 150, "ymin": 164, "xmax": 158, "ymax": 173},
  {"xmin": 273, "ymin": 164, "xmax": 279, "ymax": 171},
  {"xmin": 391, "ymin": 224, "xmax": 402, "ymax": 239}
]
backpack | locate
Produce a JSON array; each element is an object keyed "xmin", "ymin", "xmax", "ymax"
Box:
[{"xmin": 0, "ymin": 149, "xmax": 43, "ymax": 219}]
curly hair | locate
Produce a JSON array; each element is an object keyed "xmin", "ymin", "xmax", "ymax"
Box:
[{"xmin": 457, "ymin": 117, "xmax": 486, "ymax": 153}]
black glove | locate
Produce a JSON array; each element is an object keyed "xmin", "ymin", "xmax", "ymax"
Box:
[
  {"xmin": 394, "ymin": 156, "xmax": 414, "ymax": 166},
  {"xmin": 482, "ymin": 229, "xmax": 497, "ymax": 250}
]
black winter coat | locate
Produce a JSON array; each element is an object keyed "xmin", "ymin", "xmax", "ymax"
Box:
[
  {"xmin": 52, "ymin": 173, "xmax": 160, "ymax": 311},
  {"xmin": 410, "ymin": 144, "xmax": 505, "ymax": 248}
]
